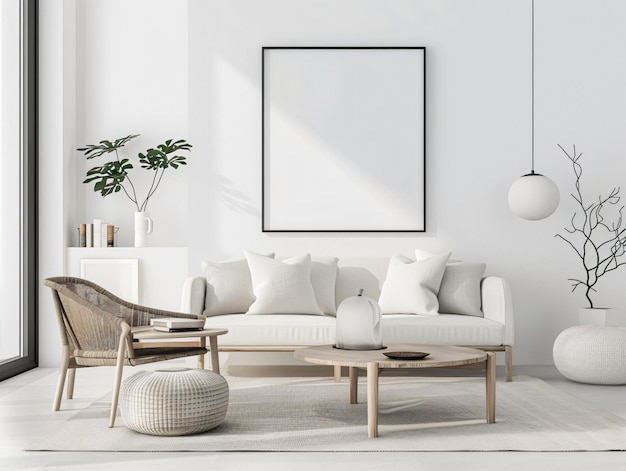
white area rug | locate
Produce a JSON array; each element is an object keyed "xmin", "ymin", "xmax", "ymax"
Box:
[{"xmin": 27, "ymin": 375, "xmax": 626, "ymax": 452}]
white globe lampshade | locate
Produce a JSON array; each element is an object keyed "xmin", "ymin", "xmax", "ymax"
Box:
[{"xmin": 508, "ymin": 173, "xmax": 560, "ymax": 220}]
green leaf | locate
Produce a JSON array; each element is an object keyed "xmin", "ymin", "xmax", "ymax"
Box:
[
  {"xmin": 77, "ymin": 134, "xmax": 140, "ymax": 160},
  {"xmin": 80, "ymin": 135, "xmax": 192, "ymax": 203}
]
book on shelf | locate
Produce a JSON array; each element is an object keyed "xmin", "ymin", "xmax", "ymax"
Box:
[
  {"xmin": 150, "ymin": 317, "xmax": 205, "ymax": 332},
  {"xmin": 100, "ymin": 222, "xmax": 108, "ymax": 247},
  {"xmin": 93, "ymin": 219, "xmax": 103, "ymax": 247},
  {"xmin": 79, "ymin": 224, "xmax": 86, "ymax": 247},
  {"xmin": 77, "ymin": 220, "xmax": 117, "ymax": 247},
  {"xmin": 85, "ymin": 223, "xmax": 93, "ymax": 247},
  {"xmin": 107, "ymin": 224, "xmax": 115, "ymax": 247}
]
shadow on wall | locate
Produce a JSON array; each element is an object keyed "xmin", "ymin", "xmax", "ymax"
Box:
[{"xmin": 215, "ymin": 174, "xmax": 259, "ymax": 217}]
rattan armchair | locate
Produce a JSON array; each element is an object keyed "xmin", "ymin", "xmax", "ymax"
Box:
[{"xmin": 43, "ymin": 276, "xmax": 208, "ymax": 427}]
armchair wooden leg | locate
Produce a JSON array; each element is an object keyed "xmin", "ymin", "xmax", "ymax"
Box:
[
  {"xmin": 109, "ymin": 360, "xmax": 125, "ymax": 428},
  {"xmin": 53, "ymin": 346, "xmax": 70, "ymax": 411},
  {"xmin": 109, "ymin": 327, "xmax": 130, "ymax": 428},
  {"xmin": 67, "ymin": 367, "xmax": 76, "ymax": 399}
]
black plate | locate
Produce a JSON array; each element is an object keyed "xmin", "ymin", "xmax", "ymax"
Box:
[{"xmin": 383, "ymin": 351, "xmax": 429, "ymax": 360}]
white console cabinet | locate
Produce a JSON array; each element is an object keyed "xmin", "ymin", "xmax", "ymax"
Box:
[{"xmin": 66, "ymin": 247, "xmax": 188, "ymax": 311}]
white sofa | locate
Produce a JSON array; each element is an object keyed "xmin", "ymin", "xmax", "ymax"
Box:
[{"xmin": 181, "ymin": 254, "xmax": 514, "ymax": 381}]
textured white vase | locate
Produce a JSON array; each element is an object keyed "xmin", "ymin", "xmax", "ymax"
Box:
[
  {"xmin": 134, "ymin": 211, "xmax": 153, "ymax": 247},
  {"xmin": 335, "ymin": 289, "xmax": 383, "ymax": 350},
  {"xmin": 578, "ymin": 307, "xmax": 622, "ymax": 326}
]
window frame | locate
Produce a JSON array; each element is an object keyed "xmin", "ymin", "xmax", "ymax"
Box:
[{"xmin": 0, "ymin": 0, "xmax": 38, "ymax": 381}]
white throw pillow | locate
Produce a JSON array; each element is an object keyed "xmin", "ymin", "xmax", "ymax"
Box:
[
  {"xmin": 378, "ymin": 252, "xmax": 451, "ymax": 315},
  {"xmin": 201, "ymin": 254, "xmax": 275, "ymax": 316},
  {"xmin": 311, "ymin": 256, "xmax": 339, "ymax": 315},
  {"xmin": 438, "ymin": 262, "xmax": 486, "ymax": 317},
  {"xmin": 245, "ymin": 251, "xmax": 323, "ymax": 315}
]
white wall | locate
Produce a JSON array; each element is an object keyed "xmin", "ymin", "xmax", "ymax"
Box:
[
  {"xmin": 38, "ymin": 0, "xmax": 75, "ymax": 367},
  {"xmin": 38, "ymin": 0, "xmax": 189, "ymax": 364},
  {"xmin": 38, "ymin": 0, "xmax": 626, "ymax": 367},
  {"xmin": 74, "ymin": 0, "xmax": 189, "ymax": 248}
]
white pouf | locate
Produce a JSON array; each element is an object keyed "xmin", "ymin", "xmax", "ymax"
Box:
[
  {"xmin": 120, "ymin": 368, "xmax": 229, "ymax": 436},
  {"xmin": 553, "ymin": 325, "xmax": 626, "ymax": 385}
]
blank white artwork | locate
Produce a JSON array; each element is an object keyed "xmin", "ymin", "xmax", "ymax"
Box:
[
  {"xmin": 80, "ymin": 258, "xmax": 139, "ymax": 303},
  {"xmin": 263, "ymin": 47, "xmax": 425, "ymax": 231}
]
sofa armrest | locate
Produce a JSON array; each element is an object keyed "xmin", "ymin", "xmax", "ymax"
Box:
[
  {"xmin": 180, "ymin": 276, "xmax": 206, "ymax": 315},
  {"xmin": 481, "ymin": 276, "xmax": 514, "ymax": 346}
]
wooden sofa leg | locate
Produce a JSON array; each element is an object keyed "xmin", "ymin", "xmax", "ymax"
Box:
[
  {"xmin": 334, "ymin": 365, "xmax": 342, "ymax": 382},
  {"xmin": 505, "ymin": 346, "xmax": 513, "ymax": 382}
]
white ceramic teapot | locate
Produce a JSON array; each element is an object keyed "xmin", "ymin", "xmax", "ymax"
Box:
[{"xmin": 335, "ymin": 289, "xmax": 383, "ymax": 350}]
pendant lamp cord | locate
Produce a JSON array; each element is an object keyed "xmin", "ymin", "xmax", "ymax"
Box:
[{"xmin": 531, "ymin": 0, "xmax": 535, "ymax": 174}]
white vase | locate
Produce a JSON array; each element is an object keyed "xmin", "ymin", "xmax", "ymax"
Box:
[
  {"xmin": 578, "ymin": 307, "xmax": 622, "ymax": 326},
  {"xmin": 134, "ymin": 211, "xmax": 153, "ymax": 247}
]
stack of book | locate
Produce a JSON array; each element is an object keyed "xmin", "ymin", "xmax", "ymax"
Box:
[
  {"xmin": 150, "ymin": 317, "xmax": 205, "ymax": 332},
  {"xmin": 79, "ymin": 219, "xmax": 117, "ymax": 247}
]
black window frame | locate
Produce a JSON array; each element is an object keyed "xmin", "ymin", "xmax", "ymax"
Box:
[{"xmin": 0, "ymin": 0, "xmax": 38, "ymax": 382}]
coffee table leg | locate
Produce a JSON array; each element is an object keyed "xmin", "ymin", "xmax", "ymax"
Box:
[
  {"xmin": 367, "ymin": 362, "xmax": 379, "ymax": 438},
  {"xmin": 349, "ymin": 367, "xmax": 358, "ymax": 404},
  {"xmin": 198, "ymin": 338, "xmax": 206, "ymax": 369},
  {"xmin": 486, "ymin": 352, "xmax": 496, "ymax": 424},
  {"xmin": 209, "ymin": 336, "xmax": 220, "ymax": 374}
]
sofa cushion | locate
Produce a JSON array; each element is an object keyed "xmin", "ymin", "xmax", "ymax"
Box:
[
  {"xmin": 335, "ymin": 256, "xmax": 389, "ymax": 305},
  {"xmin": 201, "ymin": 254, "xmax": 274, "ymax": 316},
  {"xmin": 378, "ymin": 252, "xmax": 450, "ymax": 315},
  {"xmin": 203, "ymin": 313, "xmax": 504, "ymax": 347},
  {"xmin": 438, "ymin": 262, "xmax": 486, "ymax": 317},
  {"xmin": 311, "ymin": 256, "xmax": 339, "ymax": 315},
  {"xmin": 245, "ymin": 251, "xmax": 323, "ymax": 315},
  {"xmin": 380, "ymin": 314, "xmax": 505, "ymax": 346},
  {"xmin": 205, "ymin": 313, "xmax": 337, "ymax": 346}
]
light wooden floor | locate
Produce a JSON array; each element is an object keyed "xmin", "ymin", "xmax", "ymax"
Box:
[{"xmin": 2, "ymin": 362, "xmax": 626, "ymax": 471}]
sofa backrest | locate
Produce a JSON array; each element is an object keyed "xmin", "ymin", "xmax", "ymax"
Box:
[
  {"xmin": 333, "ymin": 255, "xmax": 489, "ymax": 320},
  {"xmin": 335, "ymin": 256, "xmax": 390, "ymax": 305}
]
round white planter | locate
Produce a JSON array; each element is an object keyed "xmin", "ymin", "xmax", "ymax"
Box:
[{"xmin": 553, "ymin": 325, "xmax": 626, "ymax": 385}]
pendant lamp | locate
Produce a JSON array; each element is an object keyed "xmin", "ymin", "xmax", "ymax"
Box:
[{"xmin": 508, "ymin": 0, "xmax": 559, "ymax": 220}]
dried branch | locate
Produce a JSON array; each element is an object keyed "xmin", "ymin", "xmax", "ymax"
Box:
[{"xmin": 555, "ymin": 145, "xmax": 626, "ymax": 308}]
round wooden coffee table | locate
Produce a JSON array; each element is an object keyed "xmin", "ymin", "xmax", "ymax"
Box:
[{"xmin": 294, "ymin": 344, "xmax": 496, "ymax": 438}]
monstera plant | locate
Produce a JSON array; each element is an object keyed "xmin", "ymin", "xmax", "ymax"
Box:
[{"xmin": 78, "ymin": 134, "xmax": 192, "ymax": 212}]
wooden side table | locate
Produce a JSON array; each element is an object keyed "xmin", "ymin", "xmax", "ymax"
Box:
[{"xmin": 131, "ymin": 327, "xmax": 228, "ymax": 373}]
